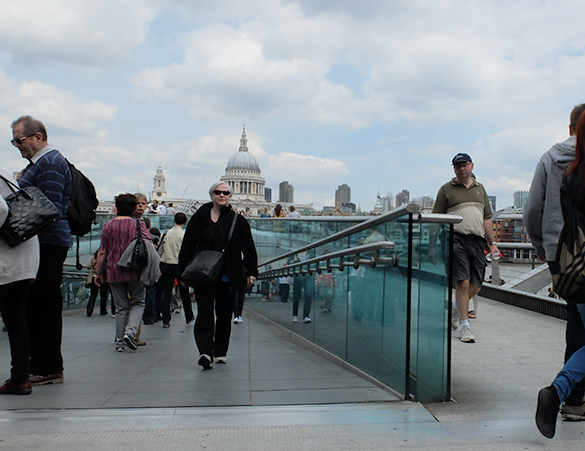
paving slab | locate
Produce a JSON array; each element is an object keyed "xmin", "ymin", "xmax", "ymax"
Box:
[{"xmin": 1, "ymin": 296, "xmax": 584, "ymax": 450}]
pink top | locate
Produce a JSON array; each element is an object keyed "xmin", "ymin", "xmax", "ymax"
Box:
[{"xmin": 99, "ymin": 217, "xmax": 152, "ymax": 283}]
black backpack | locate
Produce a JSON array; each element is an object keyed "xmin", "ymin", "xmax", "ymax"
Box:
[{"xmin": 66, "ymin": 160, "xmax": 99, "ymax": 237}]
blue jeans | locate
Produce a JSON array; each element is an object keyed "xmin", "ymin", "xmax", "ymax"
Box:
[
  {"xmin": 548, "ymin": 261, "xmax": 585, "ymax": 404},
  {"xmin": 292, "ymin": 276, "xmax": 314, "ymax": 318},
  {"xmin": 553, "ymin": 303, "xmax": 585, "ymax": 403}
]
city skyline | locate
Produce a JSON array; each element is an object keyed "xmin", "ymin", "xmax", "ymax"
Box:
[{"xmin": 1, "ymin": 1, "xmax": 582, "ymax": 210}]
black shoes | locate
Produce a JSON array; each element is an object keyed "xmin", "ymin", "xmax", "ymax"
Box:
[
  {"xmin": 198, "ymin": 354, "xmax": 213, "ymax": 370},
  {"xmin": 536, "ymin": 385, "xmax": 560, "ymax": 438},
  {"xmin": 123, "ymin": 333, "xmax": 138, "ymax": 350}
]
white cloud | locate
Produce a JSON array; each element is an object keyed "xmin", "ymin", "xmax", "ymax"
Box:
[
  {"xmin": 0, "ymin": 70, "xmax": 117, "ymax": 135},
  {"xmin": 129, "ymin": 0, "xmax": 585, "ymax": 133},
  {"xmin": 0, "ymin": 0, "xmax": 154, "ymax": 67},
  {"xmin": 3, "ymin": 0, "xmax": 585, "ymax": 211}
]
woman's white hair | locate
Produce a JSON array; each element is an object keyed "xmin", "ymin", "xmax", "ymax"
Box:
[{"xmin": 208, "ymin": 181, "xmax": 231, "ymax": 198}]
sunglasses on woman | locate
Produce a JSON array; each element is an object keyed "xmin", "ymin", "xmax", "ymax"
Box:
[{"xmin": 213, "ymin": 190, "xmax": 231, "ymax": 196}]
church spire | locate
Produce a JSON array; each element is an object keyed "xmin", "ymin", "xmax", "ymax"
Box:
[{"xmin": 239, "ymin": 125, "xmax": 248, "ymax": 152}]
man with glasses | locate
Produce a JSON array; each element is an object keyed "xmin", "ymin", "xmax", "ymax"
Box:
[
  {"xmin": 11, "ymin": 115, "xmax": 72, "ymax": 385},
  {"xmin": 429, "ymin": 153, "xmax": 499, "ymax": 343}
]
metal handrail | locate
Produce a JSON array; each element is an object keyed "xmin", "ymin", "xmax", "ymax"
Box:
[
  {"xmin": 259, "ymin": 203, "xmax": 420, "ymax": 267},
  {"xmin": 417, "ymin": 213, "xmax": 464, "ymax": 225},
  {"xmin": 495, "ymin": 242, "xmax": 535, "ymax": 250},
  {"xmin": 258, "ymin": 242, "xmax": 397, "ymax": 280}
]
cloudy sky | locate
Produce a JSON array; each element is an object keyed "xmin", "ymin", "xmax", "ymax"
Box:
[{"xmin": 1, "ymin": 0, "xmax": 583, "ymax": 211}]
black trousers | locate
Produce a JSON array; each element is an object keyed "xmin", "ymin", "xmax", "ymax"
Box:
[
  {"xmin": 160, "ymin": 262, "xmax": 194, "ymax": 325},
  {"xmin": 233, "ymin": 283, "xmax": 247, "ymax": 317},
  {"xmin": 26, "ymin": 243, "xmax": 68, "ymax": 376},
  {"xmin": 193, "ymin": 282, "xmax": 236, "ymax": 358},
  {"xmin": 86, "ymin": 282, "xmax": 111, "ymax": 315},
  {"xmin": 0, "ymin": 279, "xmax": 32, "ymax": 382}
]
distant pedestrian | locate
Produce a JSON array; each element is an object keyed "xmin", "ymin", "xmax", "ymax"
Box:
[
  {"xmin": 278, "ymin": 272, "xmax": 292, "ymax": 303},
  {"xmin": 158, "ymin": 212, "xmax": 194, "ymax": 327},
  {"xmin": 273, "ymin": 204, "xmax": 286, "ymax": 218},
  {"xmin": 429, "ymin": 153, "xmax": 499, "ymax": 343},
  {"xmin": 95, "ymin": 193, "xmax": 153, "ymax": 352},
  {"xmin": 290, "ymin": 251, "xmax": 314, "ymax": 323},
  {"xmin": 85, "ymin": 252, "xmax": 113, "ymax": 317},
  {"xmin": 287, "ymin": 205, "xmax": 301, "ymax": 218},
  {"xmin": 158, "ymin": 201, "xmax": 167, "ymax": 215},
  {"xmin": 133, "ymin": 193, "xmax": 151, "ymax": 346}
]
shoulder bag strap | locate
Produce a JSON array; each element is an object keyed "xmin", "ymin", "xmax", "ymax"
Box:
[
  {"xmin": 136, "ymin": 218, "xmax": 142, "ymax": 239},
  {"xmin": 222, "ymin": 211, "xmax": 238, "ymax": 252},
  {"xmin": 0, "ymin": 174, "xmax": 19, "ymax": 193},
  {"xmin": 158, "ymin": 230, "xmax": 169, "ymax": 256}
]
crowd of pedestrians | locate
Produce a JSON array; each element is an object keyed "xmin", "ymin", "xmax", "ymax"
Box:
[{"xmin": 6, "ymin": 110, "xmax": 585, "ymax": 445}]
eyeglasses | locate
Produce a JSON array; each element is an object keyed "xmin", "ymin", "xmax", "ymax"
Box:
[
  {"xmin": 213, "ymin": 190, "xmax": 231, "ymax": 196},
  {"xmin": 10, "ymin": 135, "xmax": 35, "ymax": 147},
  {"xmin": 454, "ymin": 162, "xmax": 471, "ymax": 169}
]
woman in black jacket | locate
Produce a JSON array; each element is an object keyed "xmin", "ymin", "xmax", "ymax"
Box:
[{"xmin": 178, "ymin": 182, "xmax": 258, "ymax": 369}]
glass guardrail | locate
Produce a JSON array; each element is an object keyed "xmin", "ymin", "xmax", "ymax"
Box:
[{"xmin": 63, "ymin": 211, "xmax": 454, "ymax": 402}]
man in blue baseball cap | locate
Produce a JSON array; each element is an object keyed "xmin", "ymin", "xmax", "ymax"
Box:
[
  {"xmin": 452, "ymin": 153, "xmax": 472, "ymax": 165},
  {"xmin": 429, "ymin": 153, "xmax": 499, "ymax": 343}
]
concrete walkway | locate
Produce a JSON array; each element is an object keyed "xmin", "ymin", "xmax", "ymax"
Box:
[{"xmin": 0, "ymin": 296, "xmax": 583, "ymax": 450}]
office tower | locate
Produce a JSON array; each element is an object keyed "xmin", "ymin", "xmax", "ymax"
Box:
[
  {"xmin": 381, "ymin": 192, "xmax": 395, "ymax": 211},
  {"xmin": 265, "ymin": 187, "xmax": 272, "ymax": 202},
  {"xmin": 513, "ymin": 190, "xmax": 528, "ymax": 211},
  {"xmin": 396, "ymin": 189, "xmax": 410, "ymax": 207},
  {"xmin": 335, "ymin": 184, "xmax": 351, "ymax": 206},
  {"xmin": 279, "ymin": 181, "xmax": 294, "ymax": 203},
  {"xmin": 488, "ymin": 196, "xmax": 497, "ymax": 212}
]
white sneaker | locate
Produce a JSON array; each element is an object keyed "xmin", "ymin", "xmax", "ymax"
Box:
[
  {"xmin": 451, "ymin": 307, "xmax": 460, "ymax": 330},
  {"xmin": 292, "ymin": 316, "xmax": 298, "ymax": 323},
  {"xmin": 233, "ymin": 317, "xmax": 239, "ymax": 324},
  {"xmin": 460, "ymin": 326, "xmax": 475, "ymax": 343},
  {"xmin": 303, "ymin": 317, "xmax": 312, "ymax": 323},
  {"xmin": 561, "ymin": 402, "xmax": 585, "ymax": 420},
  {"xmin": 237, "ymin": 316, "xmax": 243, "ymax": 323}
]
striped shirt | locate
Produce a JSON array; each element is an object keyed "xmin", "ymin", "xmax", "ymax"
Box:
[
  {"xmin": 19, "ymin": 146, "xmax": 72, "ymax": 246},
  {"xmin": 99, "ymin": 217, "xmax": 152, "ymax": 283}
]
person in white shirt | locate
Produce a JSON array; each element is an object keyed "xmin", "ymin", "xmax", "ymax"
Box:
[
  {"xmin": 158, "ymin": 201, "xmax": 167, "ymax": 215},
  {"xmin": 0, "ymin": 167, "xmax": 40, "ymax": 395},
  {"xmin": 287, "ymin": 205, "xmax": 301, "ymax": 218},
  {"xmin": 158, "ymin": 213, "xmax": 193, "ymax": 326}
]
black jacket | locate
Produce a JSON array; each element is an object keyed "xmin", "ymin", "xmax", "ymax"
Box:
[{"xmin": 178, "ymin": 203, "xmax": 258, "ymax": 289}]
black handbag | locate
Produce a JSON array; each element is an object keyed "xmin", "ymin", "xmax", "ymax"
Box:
[
  {"xmin": 0, "ymin": 174, "xmax": 60, "ymax": 247},
  {"xmin": 552, "ymin": 173, "xmax": 585, "ymax": 302},
  {"xmin": 552, "ymin": 211, "xmax": 585, "ymax": 303},
  {"xmin": 181, "ymin": 212, "xmax": 238, "ymax": 287},
  {"xmin": 130, "ymin": 218, "xmax": 148, "ymax": 268}
]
